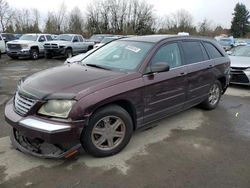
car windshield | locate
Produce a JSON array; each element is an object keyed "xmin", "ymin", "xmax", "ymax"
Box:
[
  {"xmin": 19, "ymin": 34, "xmax": 38, "ymax": 41},
  {"xmin": 231, "ymin": 46, "xmax": 250, "ymax": 57},
  {"xmin": 81, "ymin": 40, "xmax": 153, "ymax": 71},
  {"xmin": 90, "ymin": 35, "xmax": 106, "ymax": 41},
  {"xmin": 101, "ymin": 37, "xmax": 117, "ymax": 44},
  {"xmin": 56, "ymin": 34, "xmax": 73, "ymax": 41}
]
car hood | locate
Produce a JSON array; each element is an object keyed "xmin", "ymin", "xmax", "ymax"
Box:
[
  {"xmin": 7, "ymin": 40, "xmax": 37, "ymax": 45},
  {"xmin": 18, "ymin": 64, "xmax": 131, "ymax": 100},
  {"xmin": 48, "ymin": 40, "xmax": 72, "ymax": 45},
  {"xmin": 229, "ymin": 56, "xmax": 250, "ymax": 68}
]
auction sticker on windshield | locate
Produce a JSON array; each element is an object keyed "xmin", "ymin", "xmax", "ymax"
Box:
[{"xmin": 125, "ymin": 46, "xmax": 141, "ymax": 53}]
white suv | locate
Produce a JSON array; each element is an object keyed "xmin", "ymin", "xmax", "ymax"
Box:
[{"xmin": 6, "ymin": 33, "xmax": 52, "ymax": 60}]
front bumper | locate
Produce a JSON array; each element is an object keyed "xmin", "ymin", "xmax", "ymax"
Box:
[
  {"xmin": 230, "ymin": 68, "xmax": 250, "ymax": 86},
  {"xmin": 7, "ymin": 49, "xmax": 31, "ymax": 57},
  {"xmin": 5, "ymin": 99, "xmax": 85, "ymax": 158}
]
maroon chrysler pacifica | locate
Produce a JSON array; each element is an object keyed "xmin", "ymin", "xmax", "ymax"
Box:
[{"xmin": 5, "ymin": 35, "xmax": 230, "ymax": 158}]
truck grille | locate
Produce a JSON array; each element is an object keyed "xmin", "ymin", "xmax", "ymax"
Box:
[
  {"xmin": 44, "ymin": 43, "xmax": 59, "ymax": 49},
  {"xmin": 230, "ymin": 68, "xmax": 249, "ymax": 84},
  {"xmin": 7, "ymin": 44, "xmax": 21, "ymax": 50},
  {"xmin": 14, "ymin": 92, "xmax": 36, "ymax": 116}
]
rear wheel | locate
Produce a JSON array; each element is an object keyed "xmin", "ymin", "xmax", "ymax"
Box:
[
  {"xmin": 30, "ymin": 49, "xmax": 39, "ymax": 60},
  {"xmin": 200, "ymin": 80, "xmax": 222, "ymax": 110},
  {"xmin": 81, "ymin": 105, "xmax": 133, "ymax": 157}
]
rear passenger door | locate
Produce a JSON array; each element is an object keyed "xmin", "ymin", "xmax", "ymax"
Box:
[
  {"xmin": 143, "ymin": 42, "xmax": 187, "ymax": 124},
  {"xmin": 180, "ymin": 40, "xmax": 215, "ymax": 108}
]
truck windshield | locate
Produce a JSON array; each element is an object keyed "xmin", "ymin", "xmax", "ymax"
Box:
[
  {"xmin": 81, "ymin": 40, "xmax": 153, "ymax": 72},
  {"xmin": 19, "ymin": 35, "xmax": 38, "ymax": 41},
  {"xmin": 56, "ymin": 35, "xmax": 73, "ymax": 41}
]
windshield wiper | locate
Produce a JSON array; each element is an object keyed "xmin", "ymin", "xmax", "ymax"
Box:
[{"xmin": 86, "ymin": 63, "xmax": 110, "ymax": 70}]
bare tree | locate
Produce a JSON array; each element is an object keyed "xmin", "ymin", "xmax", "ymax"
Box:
[
  {"xmin": 67, "ymin": 7, "xmax": 84, "ymax": 34},
  {"xmin": 0, "ymin": 0, "xmax": 14, "ymax": 32},
  {"xmin": 198, "ymin": 18, "xmax": 213, "ymax": 36}
]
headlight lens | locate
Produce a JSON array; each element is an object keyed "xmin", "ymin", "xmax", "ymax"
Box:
[
  {"xmin": 21, "ymin": 44, "xmax": 29, "ymax": 48},
  {"xmin": 38, "ymin": 100, "xmax": 76, "ymax": 118}
]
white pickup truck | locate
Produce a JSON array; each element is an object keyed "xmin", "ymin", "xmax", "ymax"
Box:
[
  {"xmin": 6, "ymin": 34, "xmax": 53, "ymax": 60},
  {"xmin": 44, "ymin": 34, "xmax": 95, "ymax": 58}
]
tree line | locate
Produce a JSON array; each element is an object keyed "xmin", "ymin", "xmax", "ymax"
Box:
[{"xmin": 0, "ymin": 0, "xmax": 249, "ymax": 38}]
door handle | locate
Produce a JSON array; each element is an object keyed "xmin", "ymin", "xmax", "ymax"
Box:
[
  {"xmin": 180, "ymin": 72, "xmax": 187, "ymax": 76},
  {"xmin": 208, "ymin": 64, "xmax": 214, "ymax": 68}
]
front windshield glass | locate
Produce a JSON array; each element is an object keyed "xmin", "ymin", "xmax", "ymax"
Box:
[
  {"xmin": 231, "ymin": 46, "xmax": 250, "ymax": 57},
  {"xmin": 19, "ymin": 34, "xmax": 38, "ymax": 41},
  {"xmin": 81, "ymin": 40, "xmax": 153, "ymax": 71},
  {"xmin": 56, "ymin": 34, "xmax": 73, "ymax": 41}
]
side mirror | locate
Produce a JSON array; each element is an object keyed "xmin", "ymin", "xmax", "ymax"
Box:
[
  {"xmin": 227, "ymin": 51, "xmax": 232, "ymax": 55},
  {"xmin": 150, "ymin": 62, "xmax": 170, "ymax": 73}
]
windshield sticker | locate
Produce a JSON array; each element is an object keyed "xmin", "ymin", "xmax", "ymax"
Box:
[{"xmin": 126, "ymin": 46, "xmax": 141, "ymax": 53}]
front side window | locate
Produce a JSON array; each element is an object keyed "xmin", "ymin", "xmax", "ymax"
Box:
[
  {"xmin": 150, "ymin": 43, "xmax": 182, "ymax": 69},
  {"xmin": 81, "ymin": 40, "xmax": 153, "ymax": 71},
  {"xmin": 182, "ymin": 41, "xmax": 206, "ymax": 64},
  {"xmin": 38, "ymin": 35, "xmax": 45, "ymax": 42},
  {"xmin": 78, "ymin": 36, "xmax": 84, "ymax": 42}
]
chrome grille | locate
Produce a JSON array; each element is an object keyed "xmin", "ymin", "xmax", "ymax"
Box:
[
  {"xmin": 14, "ymin": 92, "xmax": 36, "ymax": 116},
  {"xmin": 44, "ymin": 43, "xmax": 59, "ymax": 49}
]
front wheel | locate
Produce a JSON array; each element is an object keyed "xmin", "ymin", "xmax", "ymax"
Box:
[
  {"xmin": 200, "ymin": 80, "xmax": 222, "ymax": 110},
  {"xmin": 65, "ymin": 48, "xmax": 73, "ymax": 58},
  {"xmin": 81, "ymin": 105, "xmax": 133, "ymax": 157},
  {"xmin": 30, "ymin": 49, "xmax": 39, "ymax": 60}
]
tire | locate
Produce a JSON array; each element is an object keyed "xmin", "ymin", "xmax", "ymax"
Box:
[
  {"xmin": 88, "ymin": 46, "xmax": 93, "ymax": 51},
  {"xmin": 81, "ymin": 105, "xmax": 133, "ymax": 157},
  {"xmin": 65, "ymin": 48, "xmax": 73, "ymax": 58},
  {"xmin": 200, "ymin": 80, "xmax": 222, "ymax": 110},
  {"xmin": 30, "ymin": 49, "xmax": 39, "ymax": 60}
]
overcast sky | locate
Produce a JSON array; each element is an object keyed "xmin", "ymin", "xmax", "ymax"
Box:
[{"xmin": 7, "ymin": 0, "xmax": 250, "ymax": 28}]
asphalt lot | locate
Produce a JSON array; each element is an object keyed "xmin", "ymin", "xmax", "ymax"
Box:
[{"xmin": 0, "ymin": 55, "xmax": 250, "ymax": 188}]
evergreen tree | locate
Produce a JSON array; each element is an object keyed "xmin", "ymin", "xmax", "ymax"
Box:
[{"xmin": 230, "ymin": 3, "xmax": 250, "ymax": 38}]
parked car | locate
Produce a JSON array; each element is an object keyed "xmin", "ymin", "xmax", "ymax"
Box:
[
  {"xmin": 6, "ymin": 34, "xmax": 53, "ymax": 60},
  {"xmin": 64, "ymin": 48, "xmax": 97, "ymax": 64},
  {"xmin": 88, "ymin": 34, "xmax": 113, "ymax": 44},
  {"xmin": 217, "ymin": 37, "xmax": 235, "ymax": 51},
  {"xmin": 5, "ymin": 35, "xmax": 230, "ymax": 158},
  {"xmin": 44, "ymin": 34, "xmax": 95, "ymax": 58},
  {"xmin": 228, "ymin": 45, "xmax": 250, "ymax": 85},
  {"xmin": 94, "ymin": 36, "xmax": 125, "ymax": 48},
  {"xmin": 1, "ymin": 33, "xmax": 16, "ymax": 44},
  {"xmin": 0, "ymin": 35, "xmax": 6, "ymax": 53}
]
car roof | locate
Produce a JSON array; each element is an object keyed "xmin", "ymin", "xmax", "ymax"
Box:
[{"xmin": 121, "ymin": 35, "xmax": 215, "ymax": 43}]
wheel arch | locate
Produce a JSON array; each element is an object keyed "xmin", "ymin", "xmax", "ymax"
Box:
[{"xmin": 86, "ymin": 99, "xmax": 137, "ymax": 131}]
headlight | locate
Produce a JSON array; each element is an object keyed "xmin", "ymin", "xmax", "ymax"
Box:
[
  {"xmin": 38, "ymin": 100, "xmax": 76, "ymax": 118},
  {"xmin": 21, "ymin": 44, "xmax": 29, "ymax": 48}
]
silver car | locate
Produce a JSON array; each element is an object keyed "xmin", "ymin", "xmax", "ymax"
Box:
[{"xmin": 229, "ymin": 46, "xmax": 250, "ymax": 85}]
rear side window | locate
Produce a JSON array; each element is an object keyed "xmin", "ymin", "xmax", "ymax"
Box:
[
  {"xmin": 203, "ymin": 42, "xmax": 223, "ymax": 59},
  {"xmin": 78, "ymin": 36, "xmax": 84, "ymax": 42},
  {"xmin": 46, "ymin": 35, "xmax": 53, "ymax": 41},
  {"xmin": 182, "ymin": 41, "xmax": 207, "ymax": 64}
]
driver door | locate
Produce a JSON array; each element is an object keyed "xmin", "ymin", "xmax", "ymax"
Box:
[{"xmin": 143, "ymin": 42, "xmax": 187, "ymax": 124}]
